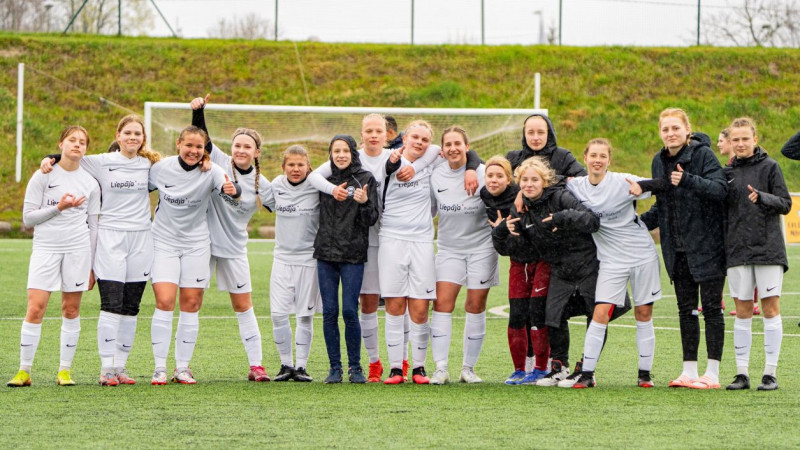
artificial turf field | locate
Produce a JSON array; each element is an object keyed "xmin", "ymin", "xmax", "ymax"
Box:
[{"xmin": 1, "ymin": 239, "xmax": 799, "ymax": 448}]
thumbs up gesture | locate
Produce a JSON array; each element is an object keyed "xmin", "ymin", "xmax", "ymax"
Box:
[
  {"xmin": 626, "ymin": 178, "xmax": 642, "ymax": 197},
  {"xmin": 354, "ymin": 183, "xmax": 369, "ymax": 204},
  {"xmin": 333, "ymin": 182, "xmax": 349, "ymax": 202},
  {"xmin": 670, "ymin": 163, "xmax": 684, "ymax": 186},
  {"xmin": 747, "ymin": 184, "xmax": 759, "ymax": 203},
  {"xmin": 191, "ymin": 93, "xmax": 211, "ymax": 110},
  {"xmin": 222, "ymin": 173, "xmax": 237, "ymax": 195}
]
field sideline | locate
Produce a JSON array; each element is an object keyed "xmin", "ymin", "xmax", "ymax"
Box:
[{"xmin": 1, "ymin": 239, "xmax": 799, "ymax": 448}]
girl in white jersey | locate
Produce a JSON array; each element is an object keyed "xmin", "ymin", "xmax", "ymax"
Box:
[
  {"xmin": 429, "ymin": 126, "xmax": 498, "ymax": 385},
  {"xmin": 190, "ymin": 96, "xmax": 273, "ymax": 382},
  {"xmin": 38, "ymin": 115, "xmax": 161, "ymax": 386},
  {"xmin": 8, "ymin": 126, "xmax": 101, "ymax": 387},
  {"xmin": 148, "ymin": 126, "xmax": 236, "ymax": 385},
  {"xmin": 566, "ymin": 139, "xmax": 660, "ymax": 388}
]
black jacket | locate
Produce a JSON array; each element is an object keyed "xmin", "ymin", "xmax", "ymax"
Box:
[
  {"xmin": 313, "ymin": 135, "xmax": 380, "ymax": 264},
  {"xmin": 505, "ymin": 114, "xmax": 586, "ymax": 177},
  {"xmin": 483, "ymin": 183, "xmax": 539, "ymax": 263},
  {"xmin": 511, "ymin": 179, "xmax": 600, "ymax": 281},
  {"xmin": 640, "ymin": 134, "xmax": 727, "ymax": 282},
  {"xmin": 385, "ymin": 133, "xmax": 404, "ymax": 150},
  {"xmin": 724, "ymin": 147, "xmax": 792, "ymax": 270},
  {"xmin": 781, "ymin": 130, "xmax": 800, "ymax": 160}
]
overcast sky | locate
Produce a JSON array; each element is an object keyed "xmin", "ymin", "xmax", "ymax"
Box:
[{"xmin": 140, "ymin": 0, "xmax": 734, "ymax": 47}]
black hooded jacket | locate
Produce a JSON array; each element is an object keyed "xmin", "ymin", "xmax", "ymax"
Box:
[
  {"xmin": 505, "ymin": 114, "xmax": 587, "ymax": 177},
  {"xmin": 482, "ymin": 183, "xmax": 538, "ymax": 263},
  {"xmin": 724, "ymin": 146, "xmax": 792, "ymax": 270},
  {"xmin": 640, "ymin": 133, "xmax": 727, "ymax": 282},
  {"xmin": 781, "ymin": 130, "xmax": 800, "ymax": 160},
  {"xmin": 313, "ymin": 135, "xmax": 380, "ymax": 264}
]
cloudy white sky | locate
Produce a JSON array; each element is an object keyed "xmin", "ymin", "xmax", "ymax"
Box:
[{"xmin": 140, "ymin": 0, "xmax": 735, "ymax": 46}]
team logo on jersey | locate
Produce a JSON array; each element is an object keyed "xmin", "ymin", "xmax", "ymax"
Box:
[
  {"xmin": 217, "ymin": 190, "xmax": 240, "ymax": 207},
  {"xmin": 397, "ymin": 180, "xmax": 420, "ymax": 188},
  {"xmin": 163, "ymin": 193, "xmax": 186, "ymax": 205},
  {"xmin": 46, "ymin": 199, "xmax": 59, "ymax": 206},
  {"xmin": 439, "ymin": 203, "xmax": 463, "ymax": 213},
  {"xmin": 110, "ymin": 181, "xmax": 136, "ymax": 189}
]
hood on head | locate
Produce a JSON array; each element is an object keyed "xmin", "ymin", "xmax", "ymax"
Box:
[
  {"xmin": 329, "ymin": 134, "xmax": 361, "ymax": 170},
  {"xmin": 521, "ymin": 113, "xmax": 558, "ymax": 155}
]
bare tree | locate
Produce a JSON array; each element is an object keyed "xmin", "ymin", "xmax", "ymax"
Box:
[
  {"xmin": 704, "ymin": 0, "xmax": 800, "ymax": 47},
  {"xmin": 208, "ymin": 13, "xmax": 276, "ymax": 40},
  {"xmin": 0, "ymin": 0, "xmax": 57, "ymax": 32},
  {"xmin": 0, "ymin": 0, "xmax": 155, "ymax": 35}
]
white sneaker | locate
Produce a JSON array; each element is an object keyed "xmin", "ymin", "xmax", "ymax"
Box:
[
  {"xmin": 171, "ymin": 367, "xmax": 197, "ymax": 384},
  {"xmin": 558, "ymin": 371, "xmax": 582, "ymax": 388},
  {"xmin": 151, "ymin": 369, "xmax": 168, "ymax": 385},
  {"xmin": 430, "ymin": 368, "xmax": 450, "ymax": 385},
  {"xmin": 535, "ymin": 361, "xmax": 569, "ymax": 387},
  {"xmin": 459, "ymin": 367, "xmax": 483, "ymax": 384}
]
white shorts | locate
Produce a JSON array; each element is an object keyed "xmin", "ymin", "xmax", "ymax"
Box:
[
  {"xmin": 270, "ymin": 261, "xmax": 322, "ymax": 316},
  {"xmin": 378, "ymin": 236, "xmax": 435, "ymax": 300},
  {"xmin": 151, "ymin": 242, "xmax": 211, "ymax": 288},
  {"xmin": 210, "ymin": 255, "xmax": 252, "ymax": 294},
  {"xmin": 727, "ymin": 265, "xmax": 784, "ymax": 300},
  {"xmin": 596, "ymin": 258, "xmax": 662, "ymax": 307},
  {"xmin": 27, "ymin": 250, "xmax": 92, "ymax": 292},
  {"xmin": 436, "ymin": 250, "xmax": 499, "ymax": 290},
  {"xmin": 94, "ymin": 228, "xmax": 153, "ymax": 282},
  {"xmin": 360, "ymin": 246, "xmax": 381, "ymax": 295}
]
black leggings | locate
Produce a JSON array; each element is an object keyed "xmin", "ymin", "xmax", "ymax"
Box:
[
  {"xmin": 99, "ymin": 280, "xmax": 147, "ymax": 316},
  {"xmin": 672, "ymin": 253, "xmax": 725, "ymax": 361},
  {"xmin": 508, "ymin": 297, "xmax": 546, "ymax": 330}
]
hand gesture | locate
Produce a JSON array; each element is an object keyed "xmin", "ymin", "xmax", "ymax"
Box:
[
  {"xmin": 332, "ymin": 182, "xmax": 348, "ymax": 201},
  {"xmin": 191, "ymin": 93, "xmax": 211, "ymax": 110},
  {"xmin": 222, "ymin": 174, "xmax": 237, "ymax": 195},
  {"xmin": 57, "ymin": 193, "xmax": 86, "ymax": 211},
  {"xmin": 397, "ymin": 165, "xmax": 416, "ymax": 182},
  {"xmin": 389, "ymin": 145, "xmax": 405, "ymax": 164},
  {"xmin": 626, "ymin": 178, "xmax": 642, "ymax": 197},
  {"xmin": 513, "ymin": 190, "xmax": 525, "ymax": 213},
  {"xmin": 488, "ymin": 211, "xmax": 505, "ymax": 228},
  {"xmin": 464, "ymin": 169, "xmax": 478, "ymax": 196},
  {"xmin": 40, "ymin": 157, "xmax": 56, "ymax": 174},
  {"xmin": 747, "ymin": 185, "xmax": 759, "ymax": 203},
  {"xmin": 506, "ymin": 216, "xmax": 521, "ymax": 236},
  {"xmin": 354, "ymin": 184, "xmax": 369, "ymax": 204},
  {"xmin": 670, "ymin": 163, "xmax": 684, "ymax": 186},
  {"xmin": 542, "ymin": 214, "xmax": 558, "ymax": 232}
]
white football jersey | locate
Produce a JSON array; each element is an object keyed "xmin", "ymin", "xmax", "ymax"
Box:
[
  {"xmin": 80, "ymin": 152, "xmax": 152, "ymax": 231},
  {"xmin": 263, "ymin": 175, "xmax": 320, "ymax": 267},
  {"xmin": 24, "ymin": 164, "xmax": 101, "ymax": 252},
  {"xmin": 380, "ymin": 157, "xmax": 434, "ymax": 243},
  {"xmin": 567, "ymin": 171, "xmax": 658, "ymax": 269},
  {"xmin": 431, "ymin": 163, "xmax": 493, "ymax": 254},
  {"xmin": 148, "ymin": 156, "xmax": 227, "ymax": 247}
]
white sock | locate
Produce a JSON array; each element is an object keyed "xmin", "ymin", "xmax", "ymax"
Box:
[
  {"xmin": 19, "ymin": 321, "xmax": 42, "ymax": 371},
  {"xmin": 682, "ymin": 361, "xmax": 699, "ymax": 380},
  {"xmin": 360, "ymin": 312, "xmax": 380, "ymax": 364},
  {"xmin": 115, "ymin": 315, "xmax": 137, "ymax": 370},
  {"xmin": 403, "ymin": 310, "xmax": 410, "ymax": 362},
  {"xmin": 60, "ymin": 316, "xmax": 81, "ymax": 370},
  {"xmin": 295, "ymin": 315, "xmax": 313, "ymax": 369},
  {"xmin": 385, "ymin": 313, "xmax": 404, "ymax": 369},
  {"xmin": 430, "ymin": 311, "xmax": 452, "ymax": 370},
  {"xmin": 151, "ymin": 308, "xmax": 173, "ymax": 370},
  {"xmin": 636, "ymin": 319, "xmax": 655, "ymax": 372},
  {"xmin": 763, "ymin": 315, "xmax": 782, "ymax": 376},
  {"xmin": 174, "ymin": 311, "xmax": 199, "ymax": 369},
  {"xmin": 409, "ymin": 320, "xmax": 429, "ymax": 369},
  {"xmin": 271, "ymin": 314, "xmax": 293, "ymax": 367},
  {"xmin": 97, "ymin": 311, "xmax": 121, "ymax": 371},
  {"xmin": 704, "ymin": 359, "xmax": 720, "ymax": 382},
  {"xmin": 733, "ymin": 317, "xmax": 752, "ymax": 376},
  {"xmin": 462, "ymin": 311, "xmax": 486, "ymax": 369},
  {"xmin": 236, "ymin": 308, "xmax": 262, "ymax": 367},
  {"xmin": 581, "ymin": 321, "xmax": 606, "ymax": 372},
  {"xmin": 525, "ymin": 356, "xmax": 535, "ymax": 373}
]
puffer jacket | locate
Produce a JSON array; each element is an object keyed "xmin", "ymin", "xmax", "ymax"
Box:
[
  {"xmin": 505, "ymin": 114, "xmax": 586, "ymax": 177},
  {"xmin": 724, "ymin": 146, "xmax": 792, "ymax": 270},
  {"xmin": 313, "ymin": 135, "xmax": 380, "ymax": 264},
  {"xmin": 640, "ymin": 133, "xmax": 727, "ymax": 282},
  {"xmin": 483, "ymin": 183, "xmax": 539, "ymax": 263},
  {"xmin": 781, "ymin": 130, "xmax": 800, "ymax": 160}
]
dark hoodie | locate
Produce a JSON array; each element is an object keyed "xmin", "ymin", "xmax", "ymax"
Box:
[
  {"xmin": 482, "ymin": 183, "xmax": 539, "ymax": 263},
  {"xmin": 505, "ymin": 114, "xmax": 586, "ymax": 177},
  {"xmin": 724, "ymin": 146, "xmax": 792, "ymax": 270},
  {"xmin": 781, "ymin": 130, "xmax": 800, "ymax": 160},
  {"xmin": 313, "ymin": 135, "xmax": 380, "ymax": 264}
]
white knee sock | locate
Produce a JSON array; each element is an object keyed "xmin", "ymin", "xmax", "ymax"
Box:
[
  {"xmin": 733, "ymin": 317, "xmax": 752, "ymax": 376},
  {"xmin": 295, "ymin": 315, "xmax": 313, "ymax": 369},
  {"xmin": 360, "ymin": 312, "xmax": 380, "ymax": 364},
  {"xmin": 582, "ymin": 321, "xmax": 606, "ymax": 372},
  {"xmin": 763, "ymin": 315, "xmax": 782, "ymax": 377},
  {"xmin": 409, "ymin": 321, "xmax": 430, "ymax": 369},
  {"xmin": 403, "ymin": 310, "xmax": 410, "ymax": 362},
  {"xmin": 636, "ymin": 319, "xmax": 655, "ymax": 372},
  {"xmin": 97, "ymin": 311, "xmax": 121, "ymax": 371},
  {"xmin": 271, "ymin": 314, "xmax": 293, "ymax": 367},
  {"xmin": 385, "ymin": 313, "xmax": 404, "ymax": 370},
  {"xmin": 19, "ymin": 321, "xmax": 42, "ymax": 371},
  {"xmin": 60, "ymin": 316, "xmax": 81, "ymax": 370},
  {"xmin": 463, "ymin": 311, "xmax": 486, "ymax": 369},
  {"xmin": 236, "ymin": 308, "xmax": 262, "ymax": 367},
  {"xmin": 704, "ymin": 359, "xmax": 720, "ymax": 383},
  {"xmin": 115, "ymin": 315, "xmax": 137, "ymax": 370},
  {"xmin": 430, "ymin": 311, "xmax": 452, "ymax": 370},
  {"xmin": 151, "ymin": 308, "xmax": 173, "ymax": 370},
  {"xmin": 174, "ymin": 311, "xmax": 199, "ymax": 369}
]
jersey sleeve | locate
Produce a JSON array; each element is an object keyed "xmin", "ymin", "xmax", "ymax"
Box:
[
  {"xmin": 209, "ymin": 143, "xmax": 231, "ymax": 168},
  {"xmin": 210, "ymin": 163, "xmax": 228, "ymax": 191},
  {"xmin": 259, "ymin": 174, "xmax": 275, "ymax": 211},
  {"xmin": 618, "ymin": 172, "xmax": 652, "ymax": 200},
  {"xmin": 411, "ymin": 144, "xmax": 442, "ymax": 173},
  {"xmin": 86, "ymin": 180, "xmax": 102, "ymax": 215},
  {"xmin": 80, "ymin": 154, "xmax": 103, "ymax": 179},
  {"xmin": 308, "ymin": 161, "xmax": 336, "ymax": 195},
  {"xmin": 22, "ymin": 171, "xmax": 60, "ymax": 227}
]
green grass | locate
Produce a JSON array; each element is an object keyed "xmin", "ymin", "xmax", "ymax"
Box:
[{"xmin": 1, "ymin": 240, "xmax": 799, "ymax": 447}]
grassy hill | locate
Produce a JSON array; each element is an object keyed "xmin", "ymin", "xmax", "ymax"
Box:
[{"xmin": 1, "ymin": 33, "xmax": 799, "ymax": 232}]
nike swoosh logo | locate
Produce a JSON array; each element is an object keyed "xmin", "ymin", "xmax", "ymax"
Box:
[
  {"xmin": 108, "ymin": 168, "xmax": 120, "ymax": 171},
  {"xmin": 437, "ymin": 188, "xmax": 448, "ymax": 192},
  {"xmin": 534, "ymin": 287, "xmax": 546, "ymax": 293},
  {"xmin": 274, "ymin": 341, "xmax": 286, "ymax": 345},
  {"xmin": 766, "ymin": 286, "xmax": 777, "ymax": 292},
  {"xmin": 104, "ymin": 338, "xmax": 116, "ymax": 342},
  {"xmin": 165, "ymin": 184, "xmax": 176, "ymax": 188},
  {"xmin": 277, "ymin": 191, "xmax": 286, "ymax": 195},
  {"xmin": 525, "ymin": 223, "xmax": 535, "ymax": 229},
  {"xmin": 639, "ymin": 355, "xmax": 652, "ymax": 358},
  {"xmin": 48, "ymin": 184, "xmax": 59, "ymax": 188},
  {"xmin": 734, "ymin": 346, "xmax": 746, "ymax": 349},
  {"xmin": 152, "ymin": 342, "xmax": 162, "ymax": 345},
  {"xmin": 122, "ymin": 344, "xmax": 131, "ymax": 348},
  {"xmin": 245, "ymin": 335, "xmax": 258, "ymax": 342},
  {"xmin": 363, "ymin": 334, "xmax": 373, "ymax": 339},
  {"xmin": 388, "ymin": 343, "xmax": 400, "ymax": 347},
  {"xmin": 196, "ymin": 278, "xmax": 206, "ymax": 282},
  {"xmin": 417, "ymin": 346, "xmax": 427, "ymax": 350},
  {"xmin": 584, "ymin": 356, "xmax": 595, "ymax": 360},
  {"xmin": 182, "ymin": 340, "xmax": 196, "ymax": 344},
  {"xmin": 467, "ymin": 337, "xmax": 482, "ymax": 341},
  {"xmin": 307, "ymin": 305, "xmax": 315, "ymax": 310},
  {"xmin": 728, "ymin": 179, "xmax": 734, "ymax": 183},
  {"xmin": 144, "ymin": 271, "xmax": 151, "ymax": 277},
  {"xmin": 432, "ymin": 334, "xmax": 447, "ymax": 338},
  {"xmin": 237, "ymin": 283, "xmax": 247, "ymax": 289},
  {"xmin": 651, "ymin": 290, "xmax": 661, "ymax": 296},
  {"xmin": 426, "ymin": 288, "xmax": 435, "ymax": 293},
  {"xmin": 480, "ymin": 279, "xmax": 490, "ymax": 284},
  {"xmin": 66, "ymin": 344, "xmax": 76, "ymax": 348},
  {"xmin": 296, "ymin": 342, "xmax": 308, "ymax": 346},
  {"xmin": 75, "ymin": 282, "xmax": 85, "ymax": 286},
  {"xmin": 21, "ymin": 344, "xmax": 32, "ymax": 347}
]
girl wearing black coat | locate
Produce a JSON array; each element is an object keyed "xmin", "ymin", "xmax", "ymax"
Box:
[
  {"xmin": 722, "ymin": 118, "xmax": 791, "ymax": 392},
  {"xmin": 639, "ymin": 108, "xmax": 727, "ymax": 390},
  {"xmin": 313, "ymin": 135, "xmax": 380, "ymax": 384}
]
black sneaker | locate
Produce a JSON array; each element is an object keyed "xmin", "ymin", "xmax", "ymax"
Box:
[
  {"xmin": 638, "ymin": 369, "xmax": 654, "ymax": 388},
  {"xmin": 726, "ymin": 374, "xmax": 750, "ymax": 390},
  {"xmin": 572, "ymin": 371, "xmax": 596, "ymax": 389},
  {"xmin": 411, "ymin": 366, "xmax": 430, "ymax": 384},
  {"xmin": 293, "ymin": 367, "xmax": 312, "ymax": 382},
  {"xmin": 757, "ymin": 374, "xmax": 778, "ymax": 391},
  {"xmin": 273, "ymin": 365, "xmax": 295, "ymax": 382},
  {"xmin": 348, "ymin": 366, "xmax": 367, "ymax": 384},
  {"xmin": 324, "ymin": 367, "xmax": 343, "ymax": 384}
]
